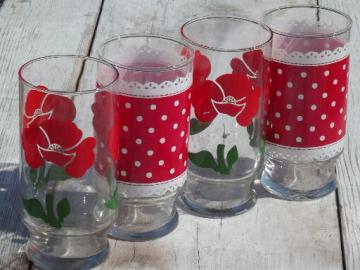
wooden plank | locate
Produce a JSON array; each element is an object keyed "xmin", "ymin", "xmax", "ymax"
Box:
[
  {"xmin": 318, "ymin": 1, "xmax": 360, "ymax": 269},
  {"xmin": 91, "ymin": 0, "xmax": 343, "ymax": 269},
  {"xmin": 0, "ymin": 0, "xmax": 103, "ymax": 268}
]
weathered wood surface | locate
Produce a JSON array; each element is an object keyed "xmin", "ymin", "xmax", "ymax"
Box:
[
  {"xmin": 319, "ymin": 1, "xmax": 360, "ymax": 269},
  {"xmin": 0, "ymin": 0, "xmax": 358, "ymax": 269},
  {"xmin": 0, "ymin": 0, "xmax": 102, "ymax": 269}
]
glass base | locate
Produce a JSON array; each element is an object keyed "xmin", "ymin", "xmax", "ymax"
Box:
[
  {"xmin": 26, "ymin": 230, "xmax": 109, "ymax": 270},
  {"xmin": 108, "ymin": 210, "xmax": 178, "ymax": 241},
  {"xmin": 181, "ymin": 170, "xmax": 257, "ymax": 217},
  {"xmin": 261, "ymin": 155, "xmax": 338, "ymax": 201}
]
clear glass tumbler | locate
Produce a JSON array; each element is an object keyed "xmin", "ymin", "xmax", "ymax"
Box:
[
  {"xmin": 19, "ymin": 55, "xmax": 119, "ymax": 270},
  {"xmin": 98, "ymin": 34, "xmax": 194, "ymax": 240},
  {"xmin": 261, "ymin": 5, "xmax": 352, "ymax": 200},
  {"xmin": 180, "ymin": 16, "xmax": 272, "ymax": 216}
]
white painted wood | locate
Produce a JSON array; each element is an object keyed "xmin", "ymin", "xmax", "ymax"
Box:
[
  {"xmin": 319, "ymin": 1, "xmax": 360, "ymax": 269},
  {"xmin": 0, "ymin": 0, "xmax": 102, "ymax": 268},
  {"xmin": 91, "ymin": 0, "xmax": 343, "ymax": 269}
]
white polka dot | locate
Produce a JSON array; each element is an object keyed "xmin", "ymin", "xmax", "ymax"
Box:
[
  {"xmin": 159, "ymin": 137, "xmax": 166, "ymax": 144},
  {"xmin": 120, "ymin": 170, "xmax": 127, "ymax": 176},
  {"xmin": 266, "ymin": 120, "xmax": 270, "ymax": 126},
  {"xmin": 287, "ymin": 82, "xmax": 293, "ymax": 88},
  {"xmin": 320, "ymin": 135, "xmax": 325, "ymax": 141},
  {"xmin": 173, "ymin": 123, "xmax": 178, "ymax": 130},
  {"xmin": 148, "ymin": 127, "xmax": 155, "ymax": 133},
  {"xmin": 186, "ymin": 138, "xmax": 189, "ymax": 144},
  {"xmin": 322, "ymin": 92, "xmax": 328, "ymax": 98},
  {"xmin": 184, "ymin": 160, "xmax": 187, "ymax": 166},
  {"xmin": 136, "ymin": 116, "xmax": 143, "ymax": 122},
  {"xmin": 285, "ymin": 125, "xmax": 291, "ymax": 131},
  {"xmin": 136, "ymin": 138, "xmax": 142, "ymax": 144},
  {"xmin": 180, "ymin": 131, "xmax": 185, "ymax": 137},
  {"xmin": 286, "ymin": 104, "xmax": 293, "ymax": 110},
  {"xmin": 121, "ymin": 148, "xmax": 128, "ymax": 154},
  {"xmin": 100, "ymin": 142, "xmax": 105, "ymax": 148},
  {"xmin": 298, "ymin": 94, "xmax": 304, "ymax": 100},
  {"xmin": 341, "ymin": 86, "xmax": 345, "ymax": 92},
  {"xmin": 147, "ymin": 150, "xmax": 154, "ymax": 156},
  {"xmin": 122, "ymin": 126, "xmax": 128, "ymax": 132},
  {"xmin": 309, "ymin": 126, "xmax": 316, "ymax": 132},
  {"xmin": 276, "ymin": 91, "xmax": 282, "ymax": 97},
  {"xmin": 187, "ymin": 116, "xmax": 190, "ymax": 122},
  {"xmin": 343, "ymin": 64, "xmax": 347, "ymax": 70},
  {"xmin": 311, "ymin": 104, "xmax": 317, "ymax": 111},
  {"xmin": 135, "ymin": 161, "xmax": 141, "ymax": 167},
  {"xmin": 171, "ymin": 146, "xmax": 176, "ymax": 152},
  {"xmin": 330, "ymin": 122, "xmax": 335, "ymax": 128},
  {"xmin": 331, "ymin": 101, "xmax": 336, "ymax": 107},
  {"xmin": 158, "ymin": 160, "xmax": 164, "ymax": 166},
  {"xmin": 340, "ymin": 108, "xmax": 344, "ymax": 114},
  {"xmin": 338, "ymin": 129, "xmax": 343, "ymax": 135},
  {"xmin": 277, "ymin": 68, "xmax": 283, "ymax": 75},
  {"xmin": 179, "ymin": 153, "xmax": 183, "ymax": 160},
  {"xmin": 321, "ymin": 114, "xmax": 327, "ymax": 120},
  {"xmin": 324, "ymin": 70, "xmax": 330, "ymax": 76},
  {"xmin": 188, "ymin": 93, "xmax": 191, "ymax": 99},
  {"xmin": 161, "ymin": 115, "xmax": 167, "ymax": 121},
  {"xmin": 274, "ymin": 133, "xmax": 280, "ymax": 139},
  {"xmin": 268, "ymin": 100, "xmax": 271, "ymax": 105},
  {"xmin": 344, "ymin": 115, "xmax": 347, "ymax": 121},
  {"xmin": 300, "ymin": 72, "xmax": 307, "ymax": 78},
  {"xmin": 312, "ymin": 83, "xmax": 318, "ymax": 89},
  {"xmin": 275, "ymin": 112, "xmax": 281, "ymax": 118},
  {"xmin": 150, "ymin": 104, "xmax": 157, "ymax": 110},
  {"xmin": 170, "ymin": 168, "xmax": 175, "ymax": 174},
  {"xmin": 297, "ymin": 116, "xmax": 303, "ymax": 122},
  {"xmin": 125, "ymin": 102, "xmax": 131, "ymax": 109},
  {"xmin": 146, "ymin": 172, "xmax": 152, "ymax": 179},
  {"xmin": 174, "ymin": 100, "xmax": 179, "ymax": 107},
  {"xmin": 333, "ymin": 79, "xmax": 338, "ymax": 85},
  {"xmin": 296, "ymin": 137, "xmax": 302, "ymax": 143},
  {"xmin": 181, "ymin": 109, "xmax": 186, "ymax": 115}
]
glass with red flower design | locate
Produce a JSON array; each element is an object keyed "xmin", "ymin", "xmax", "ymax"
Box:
[
  {"xmin": 180, "ymin": 17, "xmax": 272, "ymax": 216},
  {"xmin": 98, "ymin": 34, "xmax": 194, "ymax": 240},
  {"xmin": 261, "ymin": 6, "xmax": 352, "ymax": 200},
  {"xmin": 19, "ymin": 55, "xmax": 119, "ymax": 270}
]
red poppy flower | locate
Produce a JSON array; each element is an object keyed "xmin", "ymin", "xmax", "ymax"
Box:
[
  {"xmin": 23, "ymin": 85, "xmax": 76, "ymax": 128},
  {"xmin": 190, "ymin": 50, "xmax": 261, "ymax": 126},
  {"xmin": 22, "ymin": 119, "xmax": 96, "ymax": 178}
]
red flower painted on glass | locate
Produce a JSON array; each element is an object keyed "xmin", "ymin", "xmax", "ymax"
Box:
[
  {"xmin": 190, "ymin": 50, "xmax": 261, "ymax": 126},
  {"xmin": 22, "ymin": 119, "xmax": 96, "ymax": 178},
  {"xmin": 23, "ymin": 85, "xmax": 76, "ymax": 128}
]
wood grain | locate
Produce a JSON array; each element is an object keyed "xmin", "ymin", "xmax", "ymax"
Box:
[
  {"xmin": 319, "ymin": 1, "xmax": 360, "ymax": 269},
  {"xmin": 0, "ymin": 0, "xmax": 103, "ymax": 269}
]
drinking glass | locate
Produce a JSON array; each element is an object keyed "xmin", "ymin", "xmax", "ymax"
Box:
[
  {"xmin": 98, "ymin": 34, "xmax": 194, "ymax": 240},
  {"xmin": 261, "ymin": 5, "xmax": 352, "ymax": 200},
  {"xmin": 180, "ymin": 16, "xmax": 272, "ymax": 216},
  {"xmin": 19, "ymin": 55, "xmax": 119, "ymax": 270}
]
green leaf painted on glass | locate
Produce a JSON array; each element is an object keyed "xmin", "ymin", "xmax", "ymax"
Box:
[
  {"xmin": 56, "ymin": 198, "xmax": 71, "ymax": 224},
  {"xmin": 45, "ymin": 194, "xmax": 60, "ymax": 228},
  {"xmin": 46, "ymin": 165, "xmax": 69, "ymax": 182},
  {"xmin": 189, "ymin": 150, "xmax": 217, "ymax": 169},
  {"xmin": 190, "ymin": 118, "xmax": 212, "ymax": 135},
  {"xmin": 226, "ymin": 146, "xmax": 239, "ymax": 170},
  {"xmin": 22, "ymin": 197, "xmax": 47, "ymax": 221},
  {"xmin": 216, "ymin": 144, "xmax": 230, "ymax": 174},
  {"xmin": 105, "ymin": 185, "xmax": 118, "ymax": 209}
]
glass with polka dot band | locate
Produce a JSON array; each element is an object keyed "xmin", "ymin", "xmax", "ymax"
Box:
[
  {"xmin": 98, "ymin": 34, "xmax": 194, "ymax": 240},
  {"xmin": 18, "ymin": 55, "xmax": 119, "ymax": 270},
  {"xmin": 261, "ymin": 5, "xmax": 352, "ymax": 200},
  {"xmin": 180, "ymin": 16, "xmax": 272, "ymax": 217}
]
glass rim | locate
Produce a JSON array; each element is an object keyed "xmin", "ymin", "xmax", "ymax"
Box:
[
  {"xmin": 263, "ymin": 5, "xmax": 353, "ymax": 39},
  {"xmin": 98, "ymin": 33, "xmax": 195, "ymax": 72},
  {"xmin": 18, "ymin": 55, "xmax": 119, "ymax": 95},
  {"xmin": 180, "ymin": 15, "xmax": 273, "ymax": 52}
]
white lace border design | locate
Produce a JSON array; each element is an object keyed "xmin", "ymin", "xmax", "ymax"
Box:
[
  {"xmin": 117, "ymin": 171, "xmax": 187, "ymax": 198},
  {"xmin": 265, "ymin": 138, "xmax": 345, "ymax": 162}
]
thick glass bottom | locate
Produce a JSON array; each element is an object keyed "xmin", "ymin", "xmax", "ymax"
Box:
[
  {"xmin": 181, "ymin": 170, "xmax": 257, "ymax": 217},
  {"xmin": 108, "ymin": 193, "xmax": 179, "ymax": 241},
  {"xmin": 26, "ymin": 230, "xmax": 109, "ymax": 270},
  {"xmin": 261, "ymin": 155, "xmax": 338, "ymax": 201}
]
